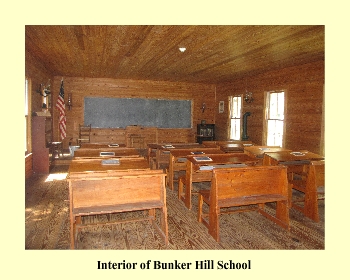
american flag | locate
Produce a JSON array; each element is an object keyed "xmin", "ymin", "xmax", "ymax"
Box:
[{"xmin": 56, "ymin": 80, "xmax": 66, "ymax": 140}]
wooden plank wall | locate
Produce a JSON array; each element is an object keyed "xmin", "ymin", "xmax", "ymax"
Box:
[
  {"xmin": 25, "ymin": 51, "xmax": 55, "ymax": 178},
  {"xmin": 25, "ymin": 51, "xmax": 54, "ymax": 115},
  {"xmin": 87, "ymin": 126, "xmax": 193, "ymax": 145},
  {"xmin": 26, "ymin": 52, "xmax": 324, "ymax": 155},
  {"xmin": 50, "ymin": 77, "xmax": 216, "ymax": 148},
  {"xmin": 215, "ymin": 60, "xmax": 325, "ymax": 155}
]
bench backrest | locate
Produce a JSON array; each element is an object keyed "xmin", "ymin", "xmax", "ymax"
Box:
[
  {"xmin": 211, "ymin": 165, "xmax": 288, "ymax": 200},
  {"xmin": 69, "ymin": 170, "xmax": 166, "ymax": 209}
]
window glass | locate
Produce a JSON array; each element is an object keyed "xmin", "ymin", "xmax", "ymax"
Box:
[
  {"xmin": 229, "ymin": 96, "xmax": 242, "ymax": 140},
  {"xmin": 25, "ymin": 78, "xmax": 30, "ymax": 152},
  {"xmin": 266, "ymin": 91, "xmax": 284, "ymax": 147}
]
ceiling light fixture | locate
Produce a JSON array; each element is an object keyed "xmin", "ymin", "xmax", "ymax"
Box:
[{"xmin": 179, "ymin": 47, "xmax": 186, "ymax": 52}]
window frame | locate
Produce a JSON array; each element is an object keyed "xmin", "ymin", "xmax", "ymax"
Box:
[
  {"xmin": 228, "ymin": 95, "xmax": 243, "ymax": 140},
  {"xmin": 263, "ymin": 90, "xmax": 286, "ymax": 147},
  {"xmin": 25, "ymin": 77, "xmax": 32, "ymax": 154}
]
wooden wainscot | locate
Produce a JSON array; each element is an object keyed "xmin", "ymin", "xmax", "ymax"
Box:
[{"xmin": 198, "ymin": 165, "xmax": 290, "ymax": 242}]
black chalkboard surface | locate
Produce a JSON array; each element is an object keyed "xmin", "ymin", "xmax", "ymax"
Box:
[{"xmin": 84, "ymin": 97, "xmax": 192, "ymax": 128}]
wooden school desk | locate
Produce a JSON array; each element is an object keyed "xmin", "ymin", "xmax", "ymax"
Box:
[
  {"xmin": 168, "ymin": 147, "xmax": 225, "ymax": 190},
  {"xmin": 218, "ymin": 143, "xmax": 246, "ymax": 153},
  {"xmin": 68, "ymin": 157, "xmax": 168, "ymax": 249},
  {"xmin": 262, "ymin": 151, "xmax": 325, "ymax": 165},
  {"xmin": 180, "ymin": 153, "xmax": 259, "ymax": 209},
  {"xmin": 244, "ymin": 146, "xmax": 291, "ymax": 159},
  {"xmin": 263, "ymin": 151, "xmax": 325, "ymax": 222},
  {"xmin": 202, "ymin": 140, "xmax": 254, "ymax": 152},
  {"xmin": 202, "ymin": 140, "xmax": 254, "ymax": 146},
  {"xmin": 262, "ymin": 150, "xmax": 325, "ymax": 180},
  {"xmin": 147, "ymin": 143, "xmax": 201, "ymax": 169},
  {"xmin": 68, "ymin": 157, "xmax": 150, "ymax": 174},
  {"xmin": 79, "ymin": 143, "xmax": 126, "ymax": 149},
  {"xmin": 73, "ymin": 147, "xmax": 140, "ymax": 159}
]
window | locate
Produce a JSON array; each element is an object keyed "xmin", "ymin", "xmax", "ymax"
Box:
[
  {"xmin": 265, "ymin": 91, "xmax": 285, "ymax": 147},
  {"xmin": 229, "ymin": 95, "xmax": 242, "ymax": 140},
  {"xmin": 25, "ymin": 78, "xmax": 31, "ymax": 153}
]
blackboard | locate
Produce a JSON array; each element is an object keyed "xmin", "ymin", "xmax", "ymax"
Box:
[{"xmin": 84, "ymin": 97, "xmax": 192, "ymax": 128}]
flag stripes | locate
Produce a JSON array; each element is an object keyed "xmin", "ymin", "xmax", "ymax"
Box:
[{"xmin": 56, "ymin": 80, "xmax": 66, "ymax": 140}]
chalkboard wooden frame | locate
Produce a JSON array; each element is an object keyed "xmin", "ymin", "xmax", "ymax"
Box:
[{"xmin": 84, "ymin": 97, "xmax": 192, "ymax": 129}]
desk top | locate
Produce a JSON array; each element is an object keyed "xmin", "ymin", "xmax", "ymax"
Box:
[
  {"xmin": 169, "ymin": 148, "xmax": 224, "ymax": 158},
  {"xmin": 68, "ymin": 157, "xmax": 150, "ymax": 175},
  {"xmin": 80, "ymin": 143, "xmax": 126, "ymax": 148},
  {"xmin": 187, "ymin": 153, "xmax": 258, "ymax": 169},
  {"xmin": 73, "ymin": 148, "xmax": 140, "ymax": 158},
  {"xmin": 220, "ymin": 143, "xmax": 249, "ymax": 147},
  {"xmin": 148, "ymin": 143, "xmax": 201, "ymax": 149},
  {"xmin": 244, "ymin": 146, "xmax": 291, "ymax": 158},
  {"xmin": 219, "ymin": 143, "xmax": 247, "ymax": 152},
  {"xmin": 264, "ymin": 151, "xmax": 324, "ymax": 162},
  {"xmin": 203, "ymin": 140, "xmax": 254, "ymax": 145},
  {"xmin": 202, "ymin": 141, "xmax": 255, "ymax": 152}
]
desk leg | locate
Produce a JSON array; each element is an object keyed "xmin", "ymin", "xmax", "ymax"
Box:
[
  {"xmin": 70, "ymin": 217, "xmax": 75, "ymax": 249},
  {"xmin": 169, "ymin": 157, "xmax": 174, "ymax": 190},
  {"xmin": 208, "ymin": 204, "xmax": 220, "ymax": 242},
  {"xmin": 69, "ymin": 182, "xmax": 75, "ymax": 249},
  {"xmin": 185, "ymin": 162, "xmax": 193, "ymax": 209},
  {"xmin": 275, "ymin": 201, "xmax": 290, "ymax": 230},
  {"xmin": 161, "ymin": 205, "xmax": 169, "ymax": 245},
  {"xmin": 304, "ymin": 187, "xmax": 319, "ymax": 222},
  {"xmin": 147, "ymin": 147, "xmax": 152, "ymax": 166},
  {"xmin": 149, "ymin": 209, "xmax": 156, "ymax": 224},
  {"xmin": 156, "ymin": 150, "xmax": 160, "ymax": 169}
]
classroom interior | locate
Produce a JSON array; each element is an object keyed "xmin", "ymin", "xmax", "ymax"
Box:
[{"xmin": 25, "ymin": 25, "xmax": 325, "ymax": 249}]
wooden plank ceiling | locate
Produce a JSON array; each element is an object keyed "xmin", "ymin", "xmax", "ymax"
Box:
[{"xmin": 25, "ymin": 25, "xmax": 324, "ymax": 84}]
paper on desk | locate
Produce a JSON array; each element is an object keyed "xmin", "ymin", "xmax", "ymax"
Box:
[
  {"xmin": 199, "ymin": 164, "xmax": 247, "ymax": 170},
  {"xmin": 101, "ymin": 159, "xmax": 120, "ymax": 165},
  {"xmin": 162, "ymin": 145, "xmax": 175, "ymax": 148},
  {"xmin": 108, "ymin": 144, "xmax": 119, "ymax": 147},
  {"xmin": 191, "ymin": 151, "xmax": 205, "ymax": 154}
]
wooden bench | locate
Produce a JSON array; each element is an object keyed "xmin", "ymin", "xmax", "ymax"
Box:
[
  {"xmin": 198, "ymin": 165, "xmax": 290, "ymax": 242},
  {"xmin": 68, "ymin": 169, "xmax": 168, "ymax": 249}
]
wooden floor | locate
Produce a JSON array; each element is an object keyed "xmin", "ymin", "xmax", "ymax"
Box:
[{"xmin": 25, "ymin": 159, "xmax": 325, "ymax": 250}]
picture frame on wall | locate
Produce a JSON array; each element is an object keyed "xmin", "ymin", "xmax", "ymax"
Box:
[{"xmin": 219, "ymin": 101, "xmax": 224, "ymax": 113}]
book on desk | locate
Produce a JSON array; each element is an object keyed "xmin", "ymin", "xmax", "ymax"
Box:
[
  {"xmin": 99, "ymin": 151, "xmax": 115, "ymax": 156},
  {"xmin": 108, "ymin": 144, "xmax": 120, "ymax": 147},
  {"xmin": 193, "ymin": 156, "xmax": 213, "ymax": 162},
  {"xmin": 191, "ymin": 151, "xmax": 205, "ymax": 155}
]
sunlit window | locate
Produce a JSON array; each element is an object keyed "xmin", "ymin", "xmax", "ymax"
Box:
[
  {"xmin": 266, "ymin": 91, "xmax": 285, "ymax": 147},
  {"xmin": 229, "ymin": 96, "xmax": 242, "ymax": 140},
  {"xmin": 25, "ymin": 78, "xmax": 29, "ymax": 153}
]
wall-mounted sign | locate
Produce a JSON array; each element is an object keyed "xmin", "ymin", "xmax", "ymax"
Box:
[{"xmin": 219, "ymin": 101, "xmax": 224, "ymax": 113}]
